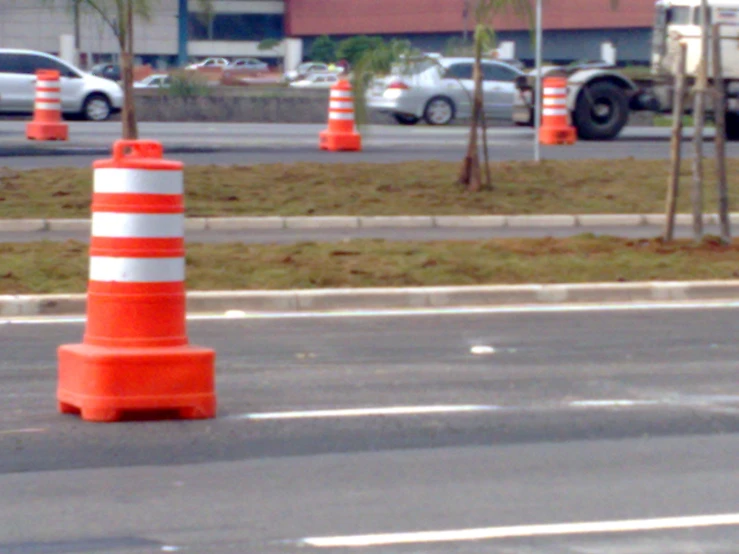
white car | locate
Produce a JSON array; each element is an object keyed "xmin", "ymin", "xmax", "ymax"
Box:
[
  {"xmin": 228, "ymin": 58, "xmax": 269, "ymax": 72},
  {"xmin": 367, "ymin": 56, "xmax": 524, "ymax": 125},
  {"xmin": 0, "ymin": 48, "xmax": 123, "ymax": 120},
  {"xmin": 133, "ymin": 74, "xmax": 171, "ymax": 89},
  {"xmin": 289, "ymin": 73, "xmax": 340, "ymax": 89},
  {"xmin": 284, "ymin": 62, "xmax": 342, "ymax": 82},
  {"xmin": 186, "ymin": 57, "xmax": 229, "ymax": 70}
]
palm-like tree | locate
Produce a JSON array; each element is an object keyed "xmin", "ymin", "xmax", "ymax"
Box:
[
  {"xmin": 459, "ymin": 0, "xmax": 531, "ymax": 192},
  {"xmin": 49, "ymin": 0, "xmax": 212, "ymax": 139}
]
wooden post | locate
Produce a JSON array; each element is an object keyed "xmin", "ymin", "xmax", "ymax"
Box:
[
  {"xmin": 664, "ymin": 42, "xmax": 687, "ymax": 242},
  {"xmin": 691, "ymin": 0, "xmax": 709, "ymax": 242},
  {"xmin": 712, "ymin": 22, "xmax": 731, "ymax": 244}
]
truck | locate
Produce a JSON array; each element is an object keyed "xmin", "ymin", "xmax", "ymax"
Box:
[{"xmin": 512, "ymin": 0, "xmax": 739, "ymax": 140}]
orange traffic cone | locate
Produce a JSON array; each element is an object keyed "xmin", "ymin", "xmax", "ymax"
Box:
[
  {"xmin": 26, "ymin": 69, "xmax": 68, "ymax": 141},
  {"xmin": 319, "ymin": 79, "xmax": 361, "ymax": 152},
  {"xmin": 538, "ymin": 75, "xmax": 576, "ymax": 145},
  {"xmin": 57, "ymin": 140, "xmax": 216, "ymax": 423}
]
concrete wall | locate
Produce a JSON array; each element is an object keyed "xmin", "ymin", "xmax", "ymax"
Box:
[
  {"xmin": 0, "ymin": 0, "xmax": 179, "ymax": 58},
  {"xmin": 132, "ymin": 89, "xmax": 653, "ymax": 125},
  {"xmin": 133, "ymin": 89, "xmax": 393, "ymax": 123}
]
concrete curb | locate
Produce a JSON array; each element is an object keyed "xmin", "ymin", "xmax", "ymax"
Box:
[
  {"xmin": 1, "ymin": 214, "xmax": 738, "ymax": 232},
  {"xmin": 3, "ymin": 281, "xmax": 739, "ymax": 317}
]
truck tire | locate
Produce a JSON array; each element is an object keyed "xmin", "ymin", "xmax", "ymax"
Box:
[
  {"xmin": 725, "ymin": 112, "xmax": 739, "ymax": 141},
  {"xmin": 573, "ymin": 82, "xmax": 629, "ymax": 140}
]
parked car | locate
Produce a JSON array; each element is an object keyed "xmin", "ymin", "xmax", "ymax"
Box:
[
  {"xmin": 289, "ymin": 72, "xmax": 340, "ymax": 89},
  {"xmin": 0, "ymin": 49, "xmax": 123, "ymax": 121},
  {"xmin": 284, "ymin": 62, "xmax": 342, "ymax": 83},
  {"xmin": 91, "ymin": 62, "xmax": 121, "ymax": 82},
  {"xmin": 186, "ymin": 57, "xmax": 229, "ymax": 70},
  {"xmin": 367, "ymin": 56, "xmax": 525, "ymax": 125},
  {"xmin": 228, "ymin": 58, "xmax": 269, "ymax": 72},
  {"xmin": 133, "ymin": 73, "xmax": 170, "ymax": 89}
]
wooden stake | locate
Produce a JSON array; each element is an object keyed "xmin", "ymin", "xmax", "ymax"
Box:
[
  {"xmin": 712, "ymin": 22, "xmax": 731, "ymax": 244},
  {"xmin": 691, "ymin": 0, "xmax": 709, "ymax": 242},
  {"xmin": 664, "ymin": 42, "xmax": 687, "ymax": 242}
]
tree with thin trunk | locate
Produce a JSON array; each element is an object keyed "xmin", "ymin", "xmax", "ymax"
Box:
[
  {"xmin": 459, "ymin": 0, "xmax": 532, "ymax": 192},
  {"xmin": 48, "ymin": 0, "xmax": 211, "ymax": 139}
]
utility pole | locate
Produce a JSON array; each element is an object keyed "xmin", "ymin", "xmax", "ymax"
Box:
[
  {"xmin": 73, "ymin": 0, "xmax": 81, "ymax": 67},
  {"xmin": 463, "ymin": 0, "xmax": 470, "ymax": 43}
]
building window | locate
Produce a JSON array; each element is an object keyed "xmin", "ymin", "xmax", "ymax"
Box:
[{"xmin": 188, "ymin": 13, "xmax": 284, "ymax": 41}]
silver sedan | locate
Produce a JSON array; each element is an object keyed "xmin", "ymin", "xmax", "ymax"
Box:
[{"xmin": 367, "ymin": 57, "xmax": 524, "ymax": 125}]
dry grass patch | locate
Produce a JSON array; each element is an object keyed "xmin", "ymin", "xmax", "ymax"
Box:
[
  {"xmin": 1, "ymin": 235, "xmax": 738, "ymax": 294},
  {"xmin": 1, "ymin": 158, "xmax": 737, "ymax": 218}
]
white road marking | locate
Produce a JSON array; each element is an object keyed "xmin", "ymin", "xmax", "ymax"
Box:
[
  {"xmin": 4, "ymin": 299, "xmax": 739, "ymax": 325},
  {"xmin": 470, "ymin": 345, "xmax": 496, "ymax": 355},
  {"xmin": 0, "ymin": 428, "xmax": 46, "ymax": 436},
  {"xmin": 301, "ymin": 513, "xmax": 739, "ymax": 548},
  {"xmin": 231, "ymin": 405, "xmax": 499, "ymax": 420},
  {"xmin": 569, "ymin": 399, "xmax": 659, "ymax": 408},
  {"xmin": 233, "ymin": 395, "xmax": 739, "ymax": 422}
]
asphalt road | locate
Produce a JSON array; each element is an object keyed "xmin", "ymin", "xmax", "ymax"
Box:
[
  {"xmin": 0, "ymin": 121, "xmax": 734, "ymax": 169},
  {"xmin": 3, "ymin": 304, "xmax": 739, "ymax": 553},
  {"xmin": 0, "ymin": 224, "xmax": 729, "ymax": 244}
]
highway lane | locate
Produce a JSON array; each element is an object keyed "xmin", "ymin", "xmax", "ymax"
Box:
[
  {"xmin": 0, "ymin": 224, "xmax": 728, "ymax": 244},
  {"xmin": 1, "ymin": 122, "xmax": 736, "ymax": 168},
  {"xmin": 3, "ymin": 305, "xmax": 739, "ymax": 552}
]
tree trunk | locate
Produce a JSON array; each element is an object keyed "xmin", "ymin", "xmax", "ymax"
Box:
[
  {"xmin": 480, "ymin": 105, "xmax": 491, "ymax": 189},
  {"xmin": 121, "ymin": 0, "xmax": 138, "ymax": 140},
  {"xmin": 663, "ymin": 42, "xmax": 687, "ymax": 243},
  {"xmin": 691, "ymin": 0, "xmax": 709, "ymax": 242},
  {"xmin": 459, "ymin": 58, "xmax": 483, "ymax": 192},
  {"xmin": 712, "ymin": 22, "xmax": 731, "ymax": 244}
]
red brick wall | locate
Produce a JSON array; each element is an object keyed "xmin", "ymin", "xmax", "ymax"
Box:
[{"xmin": 285, "ymin": 0, "xmax": 656, "ymax": 36}]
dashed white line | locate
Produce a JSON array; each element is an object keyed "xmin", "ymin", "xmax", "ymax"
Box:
[
  {"xmin": 231, "ymin": 405, "xmax": 499, "ymax": 420},
  {"xmin": 0, "ymin": 427, "xmax": 46, "ymax": 436},
  {"xmin": 301, "ymin": 513, "xmax": 739, "ymax": 547},
  {"xmin": 569, "ymin": 399, "xmax": 660, "ymax": 408}
]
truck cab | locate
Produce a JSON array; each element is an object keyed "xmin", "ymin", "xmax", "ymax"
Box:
[
  {"xmin": 513, "ymin": 0, "xmax": 739, "ymax": 141},
  {"xmin": 652, "ymin": 0, "xmax": 739, "ymax": 80}
]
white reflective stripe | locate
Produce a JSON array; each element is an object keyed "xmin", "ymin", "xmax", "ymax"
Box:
[
  {"xmin": 89, "ymin": 257, "xmax": 185, "ymax": 283},
  {"xmin": 35, "ymin": 91, "xmax": 61, "ymax": 100},
  {"xmin": 329, "ymin": 112, "xmax": 355, "ymax": 120},
  {"xmin": 331, "ymin": 90, "xmax": 353, "ymax": 99},
  {"xmin": 91, "ymin": 213, "xmax": 184, "ymax": 238},
  {"xmin": 543, "ymin": 108, "xmax": 569, "ymax": 116},
  {"xmin": 543, "ymin": 87, "xmax": 567, "ymax": 95},
  {"xmin": 35, "ymin": 100, "xmax": 60, "ymax": 110},
  {"xmin": 36, "ymin": 80, "xmax": 60, "ymax": 89},
  {"xmin": 330, "ymin": 100, "xmax": 354, "ymax": 110},
  {"xmin": 543, "ymin": 97, "xmax": 566, "ymax": 106},
  {"xmin": 94, "ymin": 168, "xmax": 183, "ymax": 195}
]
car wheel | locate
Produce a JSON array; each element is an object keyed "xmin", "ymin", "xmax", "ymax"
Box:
[
  {"xmin": 423, "ymin": 96, "xmax": 455, "ymax": 125},
  {"xmin": 572, "ymin": 82, "xmax": 628, "ymax": 140},
  {"xmin": 394, "ymin": 114, "xmax": 420, "ymax": 125},
  {"xmin": 82, "ymin": 94, "xmax": 112, "ymax": 121}
]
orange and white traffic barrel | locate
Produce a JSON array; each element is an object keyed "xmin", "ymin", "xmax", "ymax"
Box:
[
  {"xmin": 57, "ymin": 140, "xmax": 216, "ymax": 423},
  {"xmin": 538, "ymin": 75, "xmax": 576, "ymax": 145},
  {"xmin": 319, "ymin": 79, "xmax": 361, "ymax": 152},
  {"xmin": 26, "ymin": 69, "xmax": 69, "ymax": 141}
]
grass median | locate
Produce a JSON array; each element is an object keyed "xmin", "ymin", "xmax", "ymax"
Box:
[
  {"xmin": 2, "ymin": 236, "xmax": 738, "ymax": 294},
  {"xmin": 1, "ymin": 158, "xmax": 738, "ymax": 218}
]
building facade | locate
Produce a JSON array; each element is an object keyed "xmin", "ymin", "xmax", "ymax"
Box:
[
  {"xmin": 286, "ymin": 0, "xmax": 659, "ymax": 65},
  {"xmin": 0, "ymin": 0, "xmax": 659, "ymax": 68}
]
